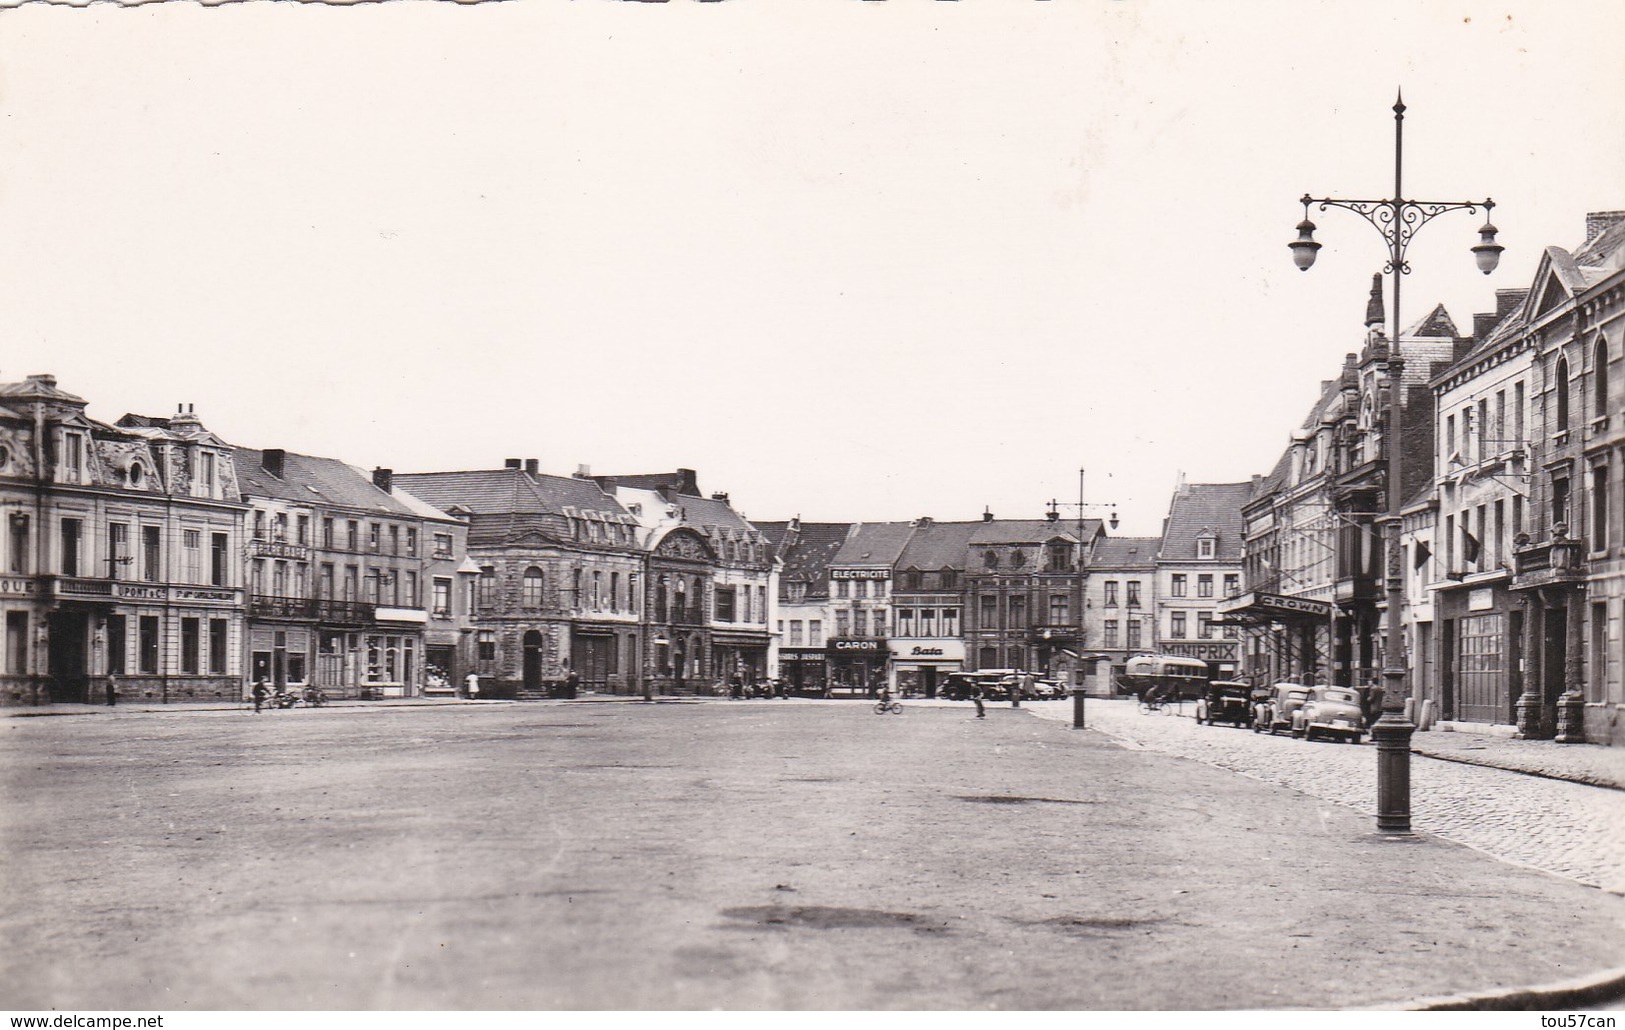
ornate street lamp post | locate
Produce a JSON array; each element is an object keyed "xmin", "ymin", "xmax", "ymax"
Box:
[{"xmin": 1289, "ymin": 93, "xmax": 1502, "ymax": 835}]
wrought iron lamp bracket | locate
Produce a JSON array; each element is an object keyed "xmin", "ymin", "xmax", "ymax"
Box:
[{"xmin": 1300, "ymin": 195, "xmax": 1493, "ymax": 275}]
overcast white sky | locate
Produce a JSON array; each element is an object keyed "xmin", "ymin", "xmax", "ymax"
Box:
[{"xmin": 3, "ymin": 1, "xmax": 1622, "ymax": 536}]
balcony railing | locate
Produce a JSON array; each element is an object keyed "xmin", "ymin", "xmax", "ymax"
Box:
[
  {"xmin": 1334, "ymin": 574, "xmax": 1380, "ymax": 605},
  {"xmin": 318, "ymin": 599, "xmax": 376, "ymax": 625},
  {"xmin": 670, "ymin": 605, "xmax": 704, "ymax": 626},
  {"xmin": 248, "ymin": 539, "xmax": 311, "ymax": 561},
  {"xmin": 46, "ymin": 576, "xmax": 115, "ymax": 600},
  {"xmin": 1513, "ymin": 535, "xmax": 1586, "ymax": 582},
  {"xmin": 249, "ymin": 595, "xmax": 319, "ymax": 620}
]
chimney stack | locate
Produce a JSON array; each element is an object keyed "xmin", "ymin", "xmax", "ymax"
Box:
[
  {"xmin": 505, "ymin": 458, "xmax": 522, "ymax": 470},
  {"xmin": 1364, "ymin": 272, "xmax": 1385, "ymax": 329},
  {"xmin": 524, "ymin": 458, "xmax": 539, "ymax": 476},
  {"xmin": 711, "ymin": 491, "xmax": 730, "ymax": 503},
  {"xmin": 372, "ymin": 467, "xmax": 393, "ymax": 493},
  {"xmin": 677, "ymin": 468, "xmax": 699, "ymax": 496},
  {"xmin": 982, "ymin": 509, "xmax": 994, "ymax": 523},
  {"xmin": 1586, "ymin": 210, "xmax": 1625, "ymax": 245},
  {"xmin": 575, "ymin": 463, "xmax": 592, "ymax": 479},
  {"xmin": 262, "ymin": 449, "xmax": 286, "ymax": 479}
]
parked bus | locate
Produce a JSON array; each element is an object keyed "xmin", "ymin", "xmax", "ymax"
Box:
[{"xmin": 1115, "ymin": 654, "xmax": 1209, "ymax": 703}]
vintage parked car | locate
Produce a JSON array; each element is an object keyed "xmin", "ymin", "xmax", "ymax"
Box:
[
  {"xmin": 1194, "ymin": 681, "xmax": 1254, "ymax": 727},
  {"xmin": 1029, "ymin": 678, "xmax": 1068, "ymax": 700},
  {"xmin": 1292, "ymin": 686, "xmax": 1366, "ymax": 743},
  {"xmin": 941, "ymin": 670, "xmax": 1014, "ymax": 701},
  {"xmin": 1254, "ymin": 682, "xmax": 1312, "ymax": 735}
]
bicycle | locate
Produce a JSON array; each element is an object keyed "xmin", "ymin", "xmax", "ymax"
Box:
[
  {"xmin": 1139, "ymin": 693, "xmax": 1170, "ymax": 715},
  {"xmin": 873, "ymin": 699, "xmax": 903, "ymax": 715}
]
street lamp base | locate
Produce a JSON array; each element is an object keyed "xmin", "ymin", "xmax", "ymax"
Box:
[{"xmin": 1371, "ymin": 714, "xmax": 1416, "ymax": 835}]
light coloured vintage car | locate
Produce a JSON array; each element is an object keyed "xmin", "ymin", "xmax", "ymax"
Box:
[
  {"xmin": 1291, "ymin": 685, "xmax": 1366, "ymax": 743},
  {"xmin": 1254, "ymin": 682, "xmax": 1311, "ymax": 735}
]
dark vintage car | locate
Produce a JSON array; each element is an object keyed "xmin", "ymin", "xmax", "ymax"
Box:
[
  {"xmin": 941, "ymin": 670, "xmax": 1013, "ymax": 701},
  {"xmin": 1194, "ymin": 680, "xmax": 1253, "ymax": 728}
]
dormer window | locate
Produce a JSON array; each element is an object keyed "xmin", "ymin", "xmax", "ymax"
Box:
[
  {"xmin": 128, "ymin": 462, "xmax": 144, "ymax": 488},
  {"xmin": 983, "ymin": 550, "xmax": 999, "ymax": 569},
  {"xmin": 61, "ymin": 431, "xmax": 85, "ymax": 483},
  {"xmin": 1197, "ymin": 534, "xmax": 1217, "ymax": 560}
]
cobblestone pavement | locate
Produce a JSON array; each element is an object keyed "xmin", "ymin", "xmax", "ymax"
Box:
[{"xmin": 1021, "ymin": 698, "xmax": 1625, "ymax": 895}]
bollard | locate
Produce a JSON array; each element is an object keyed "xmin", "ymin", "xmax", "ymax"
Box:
[{"xmin": 1071, "ymin": 687, "xmax": 1086, "ymax": 729}]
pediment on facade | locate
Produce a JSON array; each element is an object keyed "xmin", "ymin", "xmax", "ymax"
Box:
[
  {"xmin": 505, "ymin": 529, "xmax": 558, "ymax": 548},
  {"xmin": 653, "ymin": 526, "xmax": 715, "ymax": 561},
  {"xmin": 1534, "ymin": 272, "xmax": 1570, "ymax": 318}
]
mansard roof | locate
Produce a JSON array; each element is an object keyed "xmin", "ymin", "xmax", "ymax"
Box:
[
  {"xmin": 756, "ymin": 521, "xmax": 852, "ymax": 580},
  {"xmin": 395, "ymin": 468, "xmax": 628, "ymax": 521},
  {"xmin": 236, "ymin": 447, "xmax": 430, "ymax": 519},
  {"xmin": 1160, "ymin": 483, "xmax": 1251, "ymax": 561},
  {"xmin": 897, "ymin": 520, "xmax": 980, "ymax": 571},
  {"xmin": 968, "ymin": 518, "xmax": 1098, "ymax": 546},
  {"xmin": 0, "ymin": 374, "xmax": 86, "ymax": 405},
  {"xmin": 1090, "ymin": 536, "xmax": 1160, "ymax": 570},
  {"xmin": 832, "ymin": 521, "xmax": 915, "ymax": 567}
]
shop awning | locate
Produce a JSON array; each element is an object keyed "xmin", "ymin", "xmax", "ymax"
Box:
[{"xmin": 1214, "ymin": 591, "xmax": 1334, "ymax": 623}]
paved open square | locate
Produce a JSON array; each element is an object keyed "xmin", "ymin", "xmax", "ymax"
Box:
[{"xmin": 4, "ymin": 700, "xmax": 1623, "ymax": 1010}]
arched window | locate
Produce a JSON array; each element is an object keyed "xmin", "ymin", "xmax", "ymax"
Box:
[
  {"xmin": 1595, "ymin": 336, "xmax": 1610, "ymax": 421},
  {"xmin": 522, "ymin": 567, "xmax": 544, "ymax": 607},
  {"xmin": 1557, "ymin": 354, "xmax": 1571, "ymax": 430},
  {"xmin": 983, "ymin": 550, "xmax": 999, "ymax": 568}
]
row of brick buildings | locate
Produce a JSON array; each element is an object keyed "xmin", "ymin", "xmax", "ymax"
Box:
[
  {"xmin": 1224, "ymin": 210, "xmax": 1625, "ymax": 746},
  {"xmin": 0, "ymin": 376, "xmax": 773, "ymax": 704},
  {"xmin": 759, "ymin": 479, "xmax": 1249, "ymax": 697},
  {"xmin": 0, "ymin": 366, "xmax": 1256, "ymax": 705}
]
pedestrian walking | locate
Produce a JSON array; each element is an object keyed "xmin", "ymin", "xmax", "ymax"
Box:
[
  {"xmin": 252, "ymin": 679, "xmax": 268, "ymax": 714},
  {"xmin": 972, "ymin": 685, "xmax": 986, "ymax": 719},
  {"xmin": 465, "ymin": 672, "xmax": 480, "ymax": 700},
  {"xmin": 566, "ymin": 668, "xmax": 581, "ymax": 699},
  {"xmin": 105, "ymin": 674, "xmax": 117, "ymax": 707}
]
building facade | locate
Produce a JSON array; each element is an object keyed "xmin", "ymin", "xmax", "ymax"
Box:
[
  {"xmin": 1, "ymin": 382, "xmax": 247, "ymax": 706},
  {"xmin": 604, "ymin": 470, "xmax": 775, "ymax": 694},
  {"xmin": 235, "ymin": 449, "xmax": 459, "ymax": 699},
  {"xmin": 1417, "ymin": 288, "xmax": 1535, "ymax": 728},
  {"xmin": 826, "ymin": 522, "xmax": 913, "ymax": 695},
  {"xmin": 398, "ymin": 460, "xmax": 644, "ymax": 698},
  {"xmin": 1510, "ymin": 212, "xmax": 1625, "ymax": 743},
  {"xmin": 759, "ymin": 519, "xmax": 850, "ymax": 696},
  {"xmin": 1156, "ymin": 481, "xmax": 1250, "ymax": 681},
  {"xmin": 964, "ymin": 514, "xmax": 1099, "ymax": 678},
  {"xmin": 1084, "ymin": 535, "xmax": 1159, "ymax": 691},
  {"xmin": 889, "ymin": 518, "xmax": 976, "ymax": 697}
]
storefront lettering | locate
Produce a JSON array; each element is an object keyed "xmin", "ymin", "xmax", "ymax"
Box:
[
  {"xmin": 1165, "ymin": 642, "xmax": 1238, "ymax": 661},
  {"xmin": 117, "ymin": 584, "xmax": 167, "ymax": 601},
  {"xmin": 174, "ymin": 587, "xmax": 237, "ymax": 602},
  {"xmin": 830, "ymin": 639, "xmax": 884, "ymax": 653},
  {"xmin": 910, "ymin": 646, "xmax": 944, "ymax": 657},
  {"xmin": 0, "ymin": 577, "xmax": 36, "ymax": 595},
  {"xmin": 1257, "ymin": 593, "xmax": 1333, "ymax": 617},
  {"xmin": 829, "ymin": 569, "xmax": 889, "ymax": 580}
]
